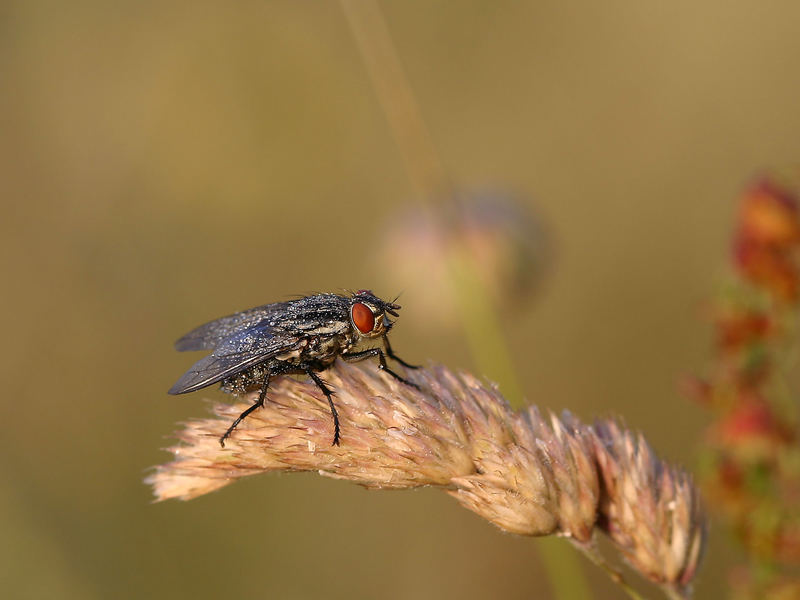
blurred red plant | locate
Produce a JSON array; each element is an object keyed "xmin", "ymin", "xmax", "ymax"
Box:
[
  {"xmin": 687, "ymin": 178, "xmax": 800, "ymax": 598},
  {"xmin": 734, "ymin": 180, "xmax": 800, "ymax": 303}
]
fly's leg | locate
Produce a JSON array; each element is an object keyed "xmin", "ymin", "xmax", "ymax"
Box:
[
  {"xmin": 303, "ymin": 367, "xmax": 341, "ymax": 446},
  {"xmin": 343, "ymin": 348, "xmax": 421, "ymax": 390},
  {"xmin": 383, "ymin": 335, "xmax": 420, "ymax": 369},
  {"xmin": 220, "ymin": 374, "xmax": 270, "ymax": 447}
]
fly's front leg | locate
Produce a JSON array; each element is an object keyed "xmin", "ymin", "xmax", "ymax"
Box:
[
  {"xmin": 383, "ymin": 335, "xmax": 420, "ymax": 369},
  {"xmin": 343, "ymin": 348, "xmax": 420, "ymax": 390},
  {"xmin": 303, "ymin": 366, "xmax": 341, "ymax": 446}
]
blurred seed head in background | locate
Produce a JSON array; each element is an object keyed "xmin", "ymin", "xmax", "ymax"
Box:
[{"xmin": 376, "ymin": 192, "xmax": 551, "ymax": 328}]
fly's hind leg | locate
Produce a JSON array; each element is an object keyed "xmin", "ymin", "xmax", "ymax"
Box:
[
  {"xmin": 302, "ymin": 366, "xmax": 341, "ymax": 446},
  {"xmin": 220, "ymin": 374, "xmax": 270, "ymax": 447}
]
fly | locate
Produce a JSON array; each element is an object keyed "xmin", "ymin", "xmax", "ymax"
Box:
[{"xmin": 168, "ymin": 290, "xmax": 419, "ymax": 447}]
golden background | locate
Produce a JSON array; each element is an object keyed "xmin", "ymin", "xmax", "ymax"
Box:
[{"xmin": 3, "ymin": 1, "xmax": 800, "ymax": 598}]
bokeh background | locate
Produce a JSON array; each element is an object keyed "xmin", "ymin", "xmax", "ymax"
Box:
[{"xmin": 3, "ymin": 1, "xmax": 800, "ymax": 598}]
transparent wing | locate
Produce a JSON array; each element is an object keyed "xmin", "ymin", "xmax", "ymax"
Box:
[
  {"xmin": 174, "ymin": 302, "xmax": 289, "ymax": 351},
  {"xmin": 168, "ymin": 323, "xmax": 293, "ymax": 394}
]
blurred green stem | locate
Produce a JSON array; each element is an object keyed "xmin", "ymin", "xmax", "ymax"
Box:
[
  {"xmin": 446, "ymin": 242, "xmax": 523, "ymax": 406},
  {"xmin": 339, "ymin": 0, "xmax": 453, "ymax": 203},
  {"xmin": 571, "ymin": 540, "xmax": 648, "ymax": 600},
  {"xmin": 534, "ymin": 538, "xmax": 596, "ymax": 600},
  {"xmin": 449, "ymin": 247, "xmax": 591, "ymax": 600},
  {"xmin": 341, "ymin": 1, "xmax": 591, "ymax": 598}
]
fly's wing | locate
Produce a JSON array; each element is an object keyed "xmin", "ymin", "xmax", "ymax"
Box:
[
  {"xmin": 174, "ymin": 302, "xmax": 289, "ymax": 351},
  {"xmin": 168, "ymin": 323, "xmax": 294, "ymax": 394}
]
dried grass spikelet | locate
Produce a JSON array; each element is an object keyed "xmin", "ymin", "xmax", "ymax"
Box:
[
  {"xmin": 592, "ymin": 419, "xmax": 707, "ymax": 597},
  {"xmin": 149, "ymin": 361, "xmax": 706, "ymax": 597}
]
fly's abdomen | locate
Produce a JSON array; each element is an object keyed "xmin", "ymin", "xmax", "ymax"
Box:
[{"xmin": 220, "ymin": 363, "xmax": 273, "ymax": 395}]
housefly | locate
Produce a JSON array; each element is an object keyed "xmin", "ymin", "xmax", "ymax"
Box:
[{"xmin": 169, "ymin": 290, "xmax": 419, "ymax": 447}]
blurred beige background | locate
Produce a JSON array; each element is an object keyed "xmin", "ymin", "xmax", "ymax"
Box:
[{"xmin": 2, "ymin": 1, "xmax": 800, "ymax": 598}]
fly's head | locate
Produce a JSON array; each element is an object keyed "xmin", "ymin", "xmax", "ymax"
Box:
[{"xmin": 348, "ymin": 290, "xmax": 401, "ymax": 340}]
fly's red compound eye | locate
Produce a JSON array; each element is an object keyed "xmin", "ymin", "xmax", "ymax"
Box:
[{"xmin": 351, "ymin": 302, "xmax": 375, "ymax": 334}]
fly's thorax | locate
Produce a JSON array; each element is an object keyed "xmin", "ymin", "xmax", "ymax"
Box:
[
  {"xmin": 220, "ymin": 330, "xmax": 352, "ymax": 393},
  {"xmin": 270, "ymin": 330, "xmax": 353, "ymax": 368},
  {"xmin": 273, "ymin": 338, "xmax": 309, "ymax": 363},
  {"xmin": 309, "ymin": 332, "xmax": 355, "ymax": 364}
]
